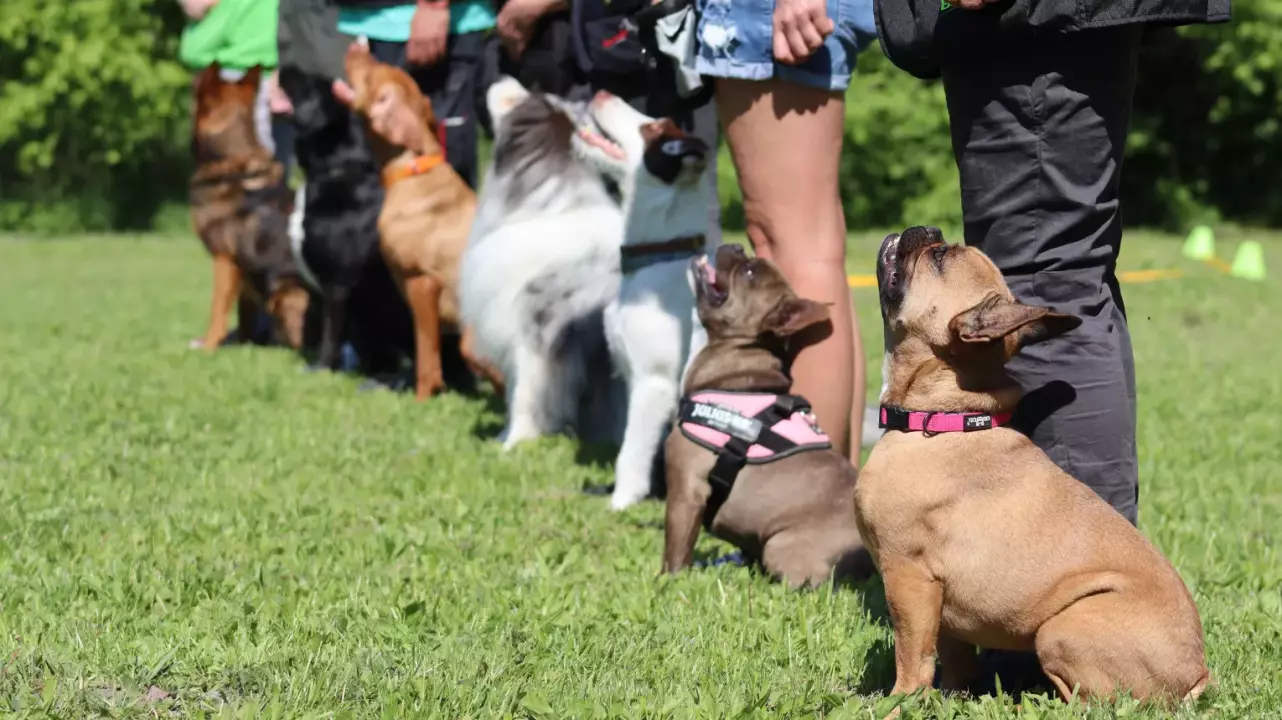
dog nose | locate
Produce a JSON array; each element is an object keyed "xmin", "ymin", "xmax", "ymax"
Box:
[
  {"xmin": 715, "ymin": 244, "xmax": 746, "ymax": 262},
  {"xmin": 592, "ymin": 90, "xmax": 614, "ymax": 106}
]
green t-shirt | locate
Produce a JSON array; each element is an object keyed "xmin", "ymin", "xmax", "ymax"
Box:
[
  {"xmin": 336, "ymin": 2, "xmax": 497, "ymax": 41},
  {"xmin": 179, "ymin": 0, "xmax": 280, "ymax": 70}
]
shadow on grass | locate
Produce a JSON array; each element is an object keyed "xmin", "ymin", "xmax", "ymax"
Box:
[
  {"xmin": 850, "ymin": 574, "xmax": 896, "ymax": 694},
  {"xmin": 576, "ymin": 440, "xmax": 670, "ymax": 500}
]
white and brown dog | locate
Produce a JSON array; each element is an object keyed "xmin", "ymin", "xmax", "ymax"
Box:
[
  {"xmin": 573, "ymin": 90, "xmax": 716, "ymax": 510},
  {"xmin": 461, "ymin": 78, "xmax": 627, "ymax": 449}
]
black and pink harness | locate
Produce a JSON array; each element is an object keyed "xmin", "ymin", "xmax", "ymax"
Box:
[{"xmin": 678, "ymin": 390, "xmax": 832, "ymax": 528}]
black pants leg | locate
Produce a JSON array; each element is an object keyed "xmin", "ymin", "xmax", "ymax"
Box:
[
  {"xmin": 271, "ymin": 116, "xmax": 297, "ymax": 175},
  {"xmin": 368, "ymin": 33, "xmax": 484, "ymax": 189},
  {"xmin": 941, "ymin": 26, "xmax": 1143, "ymax": 526}
]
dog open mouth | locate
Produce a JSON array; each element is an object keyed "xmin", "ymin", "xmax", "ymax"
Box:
[
  {"xmin": 576, "ymin": 120, "xmax": 626, "ymax": 161},
  {"xmin": 877, "ymin": 232, "xmax": 902, "ymax": 298},
  {"xmin": 692, "ymin": 255, "xmax": 727, "ymax": 307}
]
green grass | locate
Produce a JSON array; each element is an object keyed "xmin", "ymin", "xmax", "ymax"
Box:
[{"xmin": 0, "ymin": 230, "xmax": 1280, "ymax": 718}]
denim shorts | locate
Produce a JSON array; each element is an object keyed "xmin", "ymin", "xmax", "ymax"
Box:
[{"xmin": 694, "ymin": 0, "xmax": 877, "ymax": 92}]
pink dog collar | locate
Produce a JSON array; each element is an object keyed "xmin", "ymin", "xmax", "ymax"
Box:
[{"xmin": 879, "ymin": 405, "xmax": 1012, "ymax": 434}]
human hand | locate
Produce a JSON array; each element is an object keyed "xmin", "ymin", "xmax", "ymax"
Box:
[
  {"xmin": 333, "ymin": 76, "xmax": 426, "ymax": 151},
  {"xmin": 773, "ymin": 0, "xmax": 834, "ymax": 65},
  {"xmin": 179, "ymin": 0, "xmax": 220, "ymax": 21},
  {"xmin": 267, "ymin": 69, "xmax": 293, "ymax": 116},
  {"xmin": 943, "ymin": 0, "xmax": 1003, "ymax": 9},
  {"xmin": 407, "ymin": 0, "xmax": 450, "ymax": 66},
  {"xmin": 497, "ymin": 0, "xmax": 564, "ymax": 59}
]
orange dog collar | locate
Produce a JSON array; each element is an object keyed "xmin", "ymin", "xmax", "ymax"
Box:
[{"xmin": 383, "ymin": 153, "xmax": 445, "ymax": 187}]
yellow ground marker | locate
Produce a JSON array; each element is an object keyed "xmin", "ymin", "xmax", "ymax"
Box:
[
  {"xmin": 847, "ymin": 268, "xmax": 1185, "ymax": 288},
  {"xmin": 1204, "ymin": 257, "xmax": 1233, "ymax": 273}
]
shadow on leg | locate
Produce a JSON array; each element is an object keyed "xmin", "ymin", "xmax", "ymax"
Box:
[
  {"xmin": 200, "ymin": 253, "xmax": 241, "ymax": 351},
  {"xmin": 882, "ymin": 565, "xmax": 944, "ymax": 697},
  {"xmin": 401, "ymin": 273, "xmax": 445, "ymax": 400},
  {"xmin": 501, "ymin": 342, "xmax": 553, "ymax": 449},
  {"xmin": 662, "ymin": 470, "xmax": 709, "ymax": 574},
  {"xmin": 317, "ymin": 284, "xmax": 352, "ymax": 369},
  {"xmin": 611, "ymin": 374, "xmax": 679, "ymax": 511},
  {"xmin": 269, "ymin": 280, "xmax": 310, "ymax": 350},
  {"xmin": 460, "ymin": 325, "xmax": 506, "ymax": 397}
]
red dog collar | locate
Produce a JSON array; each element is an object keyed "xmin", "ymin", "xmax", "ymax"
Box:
[{"xmin": 879, "ymin": 405, "xmax": 1012, "ymax": 434}]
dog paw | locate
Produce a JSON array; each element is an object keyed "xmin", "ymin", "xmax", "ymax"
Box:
[
  {"xmin": 498, "ymin": 419, "xmax": 545, "ymax": 451},
  {"xmin": 188, "ymin": 338, "xmax": 205, "ymax": 350},
  {"xmin": 609, "ymin": 488, "xmax": 648, "ymax": 511},
  {"xmin": 500, "ymin": 431, "xmax": 537, "ymax": 452}
]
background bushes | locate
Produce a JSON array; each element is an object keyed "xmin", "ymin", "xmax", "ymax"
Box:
[
  {"xmin": 2, "ymin": 0, "xmax": 1279, "ymax": 234},
  {"xmin": 0, "ymin": 0, "xmax": 190, "ymax": 233}
]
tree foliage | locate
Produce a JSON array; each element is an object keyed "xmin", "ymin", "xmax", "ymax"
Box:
[{"xmin": 0, "ymin": 0, "xmax": 191, "ymax": 232}]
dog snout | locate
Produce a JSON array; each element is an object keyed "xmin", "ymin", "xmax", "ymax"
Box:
[
  {"xmin": 591, "ymin": 90, "xmax": 617, "ymax": 108},
  {"xmin": 899, "ymin": 226, "xmax": 945, "ymax": 256},
  {"xmin": 877, "ymin": 233, "xmax": 900, "ymax": 270},
  {"xmin": 714, "ymin": 243, "xmax": 746, "ymax": 265}
]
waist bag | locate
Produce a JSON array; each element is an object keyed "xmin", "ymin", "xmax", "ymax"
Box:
[{"xmin": 570, "ymin": 0, "xmax": 713, "ymax": 121}]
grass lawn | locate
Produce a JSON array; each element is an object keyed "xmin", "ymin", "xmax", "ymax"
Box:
[{"xmin": 0, "ymin": 229, "xmax": 1279, "ymax": 718}]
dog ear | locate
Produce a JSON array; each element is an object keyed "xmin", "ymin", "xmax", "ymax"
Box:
[
  {"xmin": 948, "ymin": 293, "xmax": 1081, "ymax": 350},
  {"xmin": 240, "ymin": 65, "xmax": 263, "ymax": 88},
  {"xmin": 486, "ymin": 76, "xmax": 530, "ymax": 125},
  {"xmin": 342, "ymin": 41, "xmax": 375, "ymax": 98},
  {"xmin": 761, "ymin": 297, "xmax": 831, "ymax": 337},
  {"xmin": 194, "ymin": 64, "xmax": 221, "ymax": 104}
]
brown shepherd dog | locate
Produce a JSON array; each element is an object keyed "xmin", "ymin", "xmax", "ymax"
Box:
[{"xmin": 189, "ymin": 64, "xmax": 308, "ymax": 351}]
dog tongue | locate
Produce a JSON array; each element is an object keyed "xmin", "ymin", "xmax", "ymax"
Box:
[{"xmin": 700, "ymin": 257, "xmax": 717, "ymax": 287}]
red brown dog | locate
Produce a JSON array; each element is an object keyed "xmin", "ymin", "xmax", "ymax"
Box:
[
  {"xmin": 333, "ymin": 44, "xmax": 501, "ymax": 399},
  {"xmin": 858, "ymin": 226, "xmax": 1209, "ymax": 708}
]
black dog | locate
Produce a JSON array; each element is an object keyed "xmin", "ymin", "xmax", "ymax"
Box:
[{"xmin": 281, "ymin": 67, "xmax": 412, "ymax": 376}]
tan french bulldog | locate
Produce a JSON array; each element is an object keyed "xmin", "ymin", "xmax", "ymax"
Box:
[
  {"xmin": 662, "ymin": 244, "xmax": 873, "ymax": 588},
  {"xmin": 857, "ymin": 226, "xmax": 1209, "ymax": 707}
]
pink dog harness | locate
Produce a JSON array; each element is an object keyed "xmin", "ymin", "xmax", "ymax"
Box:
[
  {"xmin": 878, "ymin": 405, "xmax": 1013, "ymax": 434},
  {"xmin": 679, "ymin": 391, "xmax": 832, "ymax": 528}
]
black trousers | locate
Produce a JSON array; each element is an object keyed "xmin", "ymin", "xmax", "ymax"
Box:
[
  {"xmin": 941, "ymin": 26, "xmax": 1144, "ymax": 525},
  {"xmin": 369, "ymin": 32, "xmax": 486, "ymax": 190}
]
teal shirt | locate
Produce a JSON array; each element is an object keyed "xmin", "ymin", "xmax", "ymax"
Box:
[{"xmin": 337, "ymin": 2, "xmax": 496, "ymax": 40}]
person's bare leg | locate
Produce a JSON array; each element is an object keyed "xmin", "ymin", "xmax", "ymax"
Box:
[
  {"xmin": 847, "ymin": 294, "xmax": 866, "ymax": 461},
  {"xmin": 718, "ymin": 78, "xmax": 863, "ymax": 462}
]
